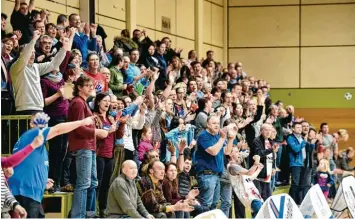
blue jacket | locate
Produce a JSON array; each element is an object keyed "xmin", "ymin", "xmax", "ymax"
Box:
[
  {"xmin": 72, "ymin": 33, "xmax": 97, "ymax": 66},
  {"xmin": 164, "ymin": 124, "xmax": 196, "ymax": 162},
  {"xmin": 287, "ymin": 134, "xmax": 315, "ymax": 167},
  {"xmin": 114, "ymin": 103, "xmax": 139, "ymax": 145}
]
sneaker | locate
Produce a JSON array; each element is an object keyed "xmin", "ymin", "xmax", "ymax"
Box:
[{"xmin": 61, "ymin": 184, "xmax": 74, "ymax": 192}]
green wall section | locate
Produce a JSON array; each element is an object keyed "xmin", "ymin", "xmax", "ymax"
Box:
[{"xmin": 269, "ymin": 88, "xmax": 355, "ymax": 108}]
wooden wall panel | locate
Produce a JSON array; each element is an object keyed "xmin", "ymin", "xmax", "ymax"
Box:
[
  {"xmin": 203, "ymin": 1, "xmax": 212, "ymax": 44},
  {"xmin": 176, "ymin": 0, "xmax": 195, "ymax": 40},
  {"xmin": 301, "ymin": 4, "xmax": 355, "ymax": 46},
  {"xmin": 155, "ymin": 0, "xmax": 176, "ymax": 34},
  {"xmin": 211, "ymin": 4, "xmax": 224, "ymax": 47},
  {"xmin": 229, "ymin": 0, "xmax": 298, "ymax": 6},
  {"xmin": 136, "ymin": 0, "xmax": 155, "ymax": 29},
  {"xmin": 301, "ymin": 47, "xmax": 355, "ymax": 88},
  {"xmin": 228, "ymin": 6, "xmax": 299, "ymax": 47},
  {"xmin": 229, "ymin": 48, "xmax": 300, "ymax": 88}
]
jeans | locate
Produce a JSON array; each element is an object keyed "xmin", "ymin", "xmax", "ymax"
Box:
[
  {"xmin": 271, "ymin": 175, "xmax": 276, "ymax": 192},
  {"xmin": 96, "ymin": 156, "xmax": 114, "ymax": 211},
  {"xmin": 48, "ymin": 116, "xmax": 67, "ymax": 187},
  {"xmin": 289, "ymin": 166, "xmax": 302, "ymax": 205},
  {"xmin": 70, "ymin": 149, "xmax": 98, "ymax": 218},
  {"xmin": 220, "ymin": 180, "xmax": 232, "ymax": 217},
  {"xmin": 196, "ymin": 173, "xmax": 220, "ymax": 212},
  {"xmin": 62, "ymin": 151, "xmax": 76, "ymax": 186},
  {"xmin": 251, "ymin": 199, "xmax": 263, "ymax": 218}
]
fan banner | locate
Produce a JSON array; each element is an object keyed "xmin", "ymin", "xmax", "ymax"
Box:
[
  {"xmin": 193, "ymin": 209, "xmax": 228, "ymax": 219},
  {"xmin": 255, "ymin": 194, "xmax": 304, "ymax": 219},
  {"xmin": 299, "ymin": 184, "xmax": 334, "ymax": 219},
  {"xmin": 330, "ymin": 176, "xmax": 355, "ymax": 218}
]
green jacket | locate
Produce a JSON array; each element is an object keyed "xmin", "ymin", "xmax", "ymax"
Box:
[
  {"xmin": 106, "ymin": 174, "xmax": 150, "ymax": 218},
  {"xmin": 109, "ymin": 66, "xmax": 124, "ymax": 97}
]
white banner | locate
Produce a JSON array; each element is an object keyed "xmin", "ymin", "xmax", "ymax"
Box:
[
  {"xmin": 255, "ymin": 193, "xmax": 304, "ymax": 219},
  {"xmin": 194, "ymin": 209, "xmax": 228, "ymax": 219},
  {"xmin": 300, "ymin": 184, "xmax": 334, "ymax": 219},
  {"xmin": 331, "ymin": 176, "xmax": 355, "ymax": 218}
]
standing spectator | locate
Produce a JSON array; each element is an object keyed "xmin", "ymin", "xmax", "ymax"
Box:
[
  {"xmin": 67, "ymin": 76, "xmax": 109, "ymax": 218},
  {"xmin": 250, "ymin": 123, "xmax": 278, "ymax": 201},
  {"xmin": 108, "ymin": 53, "xmax": 125, "ymax": 97},
  {"xmin": 2, "ymin": 38, "xmax": 15, "ymax": 64},
  {"xmin": 1, "ymin": 13, "xmax": 7, "ymax": 39},
  {"xmin": 286, "ymin": 122, "xmax": 316, "ymax": 205},
  {"xmin": 8, "ymin": 113, "xmax": 95, "ymax": 218},
  {"xmin": 194, "ymin": 115, "xmax": 236, "ymax": 214},
  {"xmin": 10, "ymin": 30, "xmax": 67, "ymax": 115},
  {"xmin": 56, "ymin": 14, "xmax": 69, "ymax": 27},
  {"xmin": 68, "ymin": 13, "xmax": 97, "ymax": 66},
  {"xmin": 10, "ymin": 0, "xmax": 35, "ymax": 45}
]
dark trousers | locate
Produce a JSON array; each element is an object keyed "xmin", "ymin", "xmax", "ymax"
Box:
[
  {"xmin": 299, "ymin": 167, "xmax": 312, "ymax": 202},
  {"xmin": 96, "ymin": 156, "xmax": 114, "ymax": 211},
  {"xmin": 48, "ymin": 116, "xmax": 67, "ymax": 187},
  {"xmin": 62, "ymin": 151, "xmax": 76, "ymax": 186},
  {"xmin": 253, "ymin": 180, "xmax": 272, "ymax": 201},
  {"xmin": 15, "ymin": 195, "xmax": 45, "ymax": 218},
  {"xmin": 233, "ymin": 192, "xmax": 246, "ymax": 218},
  {"xmin": 289, "ymin": 166, "xmax": 303, "ymax": 205},
  {"xmin": 124, "ymin": 149, "xmax": 134, "ymax": 161}
]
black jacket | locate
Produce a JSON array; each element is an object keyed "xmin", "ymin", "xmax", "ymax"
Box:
[
  {"xmin": 245, "ymin": 105, "xmax": 264, "ymax": 146},
  {"xmin": 250, "ymin": 135, "xmax": 275, "ymax": 180}
]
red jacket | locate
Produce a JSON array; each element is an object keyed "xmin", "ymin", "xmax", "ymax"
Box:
[{"xmin": 67, "ymin": 96, "xmax": 96, "ymax": 152}]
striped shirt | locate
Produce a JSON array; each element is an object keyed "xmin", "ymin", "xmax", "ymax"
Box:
[{"xmin": 1, "ymin": 169, "xmax": 17, "ymax": 212}]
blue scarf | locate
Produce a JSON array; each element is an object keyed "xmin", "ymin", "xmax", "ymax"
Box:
[{"xmin": 44, "ymin": 72, "xmax": 63, "ymax": 83}]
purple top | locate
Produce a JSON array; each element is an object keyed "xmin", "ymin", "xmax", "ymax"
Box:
[
  {"xmin": 138, "ymin": 139, "xmax": 154, "ymax": 161},
  {"xmin": 40, "ymin": 78, "xmax": 69, "ymax": 117}
]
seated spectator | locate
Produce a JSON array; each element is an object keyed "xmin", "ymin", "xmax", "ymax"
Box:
[
  {"xmin": 139, "ymin": 149, "xmax": 160, "ymax": 176},
  {"xmin": 336, "ymin": 147, "xmax": 355, "ymax": 182},
  {"xmin": 137, "ymin": 160, "xmax": 193, "ymax": 218},
  {"xmin": 10, "ymin": 30, "xmax": 67, "ymax": 114},
  {"xmin": 106, "ymin": 160, "xmax": 154, "ymax": 219}
]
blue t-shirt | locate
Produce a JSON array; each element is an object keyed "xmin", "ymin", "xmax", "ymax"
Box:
[
  {"xmin": 8, "ymin": 127, "xmax": 51, "ymax": 202},
  {"xmin": 194, "ymin": 130, "xmax": 225, "ymax": 174}
]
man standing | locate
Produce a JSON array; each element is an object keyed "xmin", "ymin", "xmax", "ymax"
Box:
[
  {"xmin": 194, "ymin": 115, "xmax": 236, "ymax": 213},
  {"xmin": 8, "ymin": 113, "xmax": 95, "ymax": 218},
  {"xmin": 250, "ymin": 123, "xmax": 279, "ymax": 201},
  {"xmin": 68, "ymin": 76, "xmax": 109, "ymax": 218},
  {"xmin": 10, "ymin": 30, "xmax": 67, "ymax": 114},
  {"xmin": 287, "ymin": 122, "xmax": 316, "ymax": 205}
]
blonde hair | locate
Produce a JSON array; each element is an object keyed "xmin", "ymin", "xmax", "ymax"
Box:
[{"xmin": 317, "ymin": 159, "xmax": 331, "ymax": 173}]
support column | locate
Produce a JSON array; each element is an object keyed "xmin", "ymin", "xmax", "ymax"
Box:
[
  {"xmin": 195, "ymin": 0, "xmax": 204, "ymax": 59},
  {"xmin": 223, "ymin": 0, "xmax": 228, "ymax": 66},
  {"xmin": 79, "ymin": 0, "xmax": 91, "ymax": 23},
  {"xmin": 126, "ymin": 0, "xmax": 137, "ymax": 33}
]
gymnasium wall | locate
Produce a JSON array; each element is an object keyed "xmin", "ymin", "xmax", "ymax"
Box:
[{"xmin": 228, "ymin": 0, "xmax": 355, "ymax": 108}]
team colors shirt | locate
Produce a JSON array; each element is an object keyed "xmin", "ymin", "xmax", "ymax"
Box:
[
  {"xmin": 228, "ymin": 163, "xmax": 263, "ymax": 209},
  {"xmin": 8, "ymin": 127, "xmax": 51, "ymax": 202},
  {"xmin": 84, "ymin": 71, "xmax": 108, "ymax": 93}
]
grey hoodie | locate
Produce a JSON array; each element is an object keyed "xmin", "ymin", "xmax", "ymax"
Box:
[{"xmin": 10, "ymin": 39, "xmax": 66, "ymax": 112}]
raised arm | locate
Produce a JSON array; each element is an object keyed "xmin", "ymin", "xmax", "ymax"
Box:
[
  {"xmin": 37, "ymin": 37, "xmax": 70, "ymax": 76},
  {"xmin": 47, "ymin": 116, "xmax": 94, "ymax": 140},
  {"xmin": 28, "ymin": 0, "xmax": 36, "ymax": 13},
  {"xmin": 14, "ymin": 0, "xmax": 21, "ymax": 11},
  {"xmin": 10, "ymin": 31, "xmax": 40, "ymax": 78}
]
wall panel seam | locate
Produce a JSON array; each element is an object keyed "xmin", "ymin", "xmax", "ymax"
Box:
[
  {"xmin": 204, "ymin": 42, "xmax": 223, "ymax": 48},
  {"xmin": 228, "ymin": 2, "xmax": 355, "ymax": 8},
  {"xmin": 95, "ymin": 14, "xmax": 126, "ymax": 23},
  {"xmin": 204, "ymin": 0, "xmax": 223, "ymax": 8},
  {"xmin": 228, "ymin": 45, "xmax": 355, "ymax": 49},
  {"xmin": 137, "ymin": 25, "xmax": 195, "ymax": 41}
]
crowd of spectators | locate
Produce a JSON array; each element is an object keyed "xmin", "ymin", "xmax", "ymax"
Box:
[{"xmin": 1, "ymin": 0, "xmax": 354, "ymax": 218}]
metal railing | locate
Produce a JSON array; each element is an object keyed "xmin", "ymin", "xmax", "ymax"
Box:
[{"xmin": 1, "ymin": 115, "xmax": 32, "ymax": 155}]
